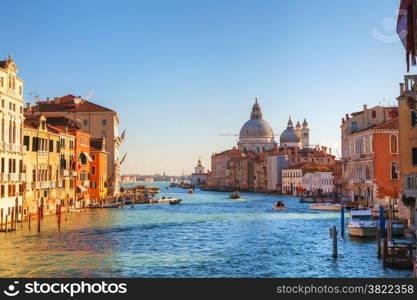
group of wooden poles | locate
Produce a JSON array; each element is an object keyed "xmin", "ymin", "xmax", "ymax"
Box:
[{"xmin": 0, "ymin": 204, "xmax": 66, "ymax": 234}]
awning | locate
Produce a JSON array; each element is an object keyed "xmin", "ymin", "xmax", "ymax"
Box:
[
  {"xmin": 77, "ymin": 186, "xmax": 87, "ymax": 192},
  {"xmin": 78, "ymin": 151, "xmax": 93, "ymax": 163}
]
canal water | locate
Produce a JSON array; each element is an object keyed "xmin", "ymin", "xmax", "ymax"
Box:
[{"xmin": 0, "ymin": 183, "xmax": 412, "ymax": 278}]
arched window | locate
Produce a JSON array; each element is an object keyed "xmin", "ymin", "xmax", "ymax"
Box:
[
  {"xmin": 391, "ymin": 163, "xmax": 398, "ymax": 180},
  {"xmin": 372, "ymin": 110, "xmax": 376, "ymax": 118},
  {"xmin": 390, "ymin": 135, "xmax": 398, "ymax": 154}
]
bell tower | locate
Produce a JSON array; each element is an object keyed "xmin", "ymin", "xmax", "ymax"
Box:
[{"xmin": 301, "ymin": 119, "xmax": 310, "ymax": 149}]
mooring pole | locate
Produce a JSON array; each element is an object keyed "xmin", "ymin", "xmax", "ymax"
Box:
[
  {"xmin": 37, "ymin": 206, "xmax": 41, "ymax": 233},
  {"xmin": 57, "ymin": 204, "xmax": 61, "ymax": 230},
  {"xmin": 379, "ymin": 206, "xmax": 385, "ymax": 238},
  {"xmin": 330, "ymin": 226, "xmax": 337, "ymax": 258},
  {"xmin": 340, "ymin": 204, "xmax": 345, "ymax": 236},
  {"xmin": 5, "ymin": 215, "xmax": 8, "ymax": 233},
  {"xmin": 28, "ymin": 211, "xmax": 31, "ymax": 230},
  {"xmin": 377, "ymin": 227, "xmax": 381, "ymax": 258}
]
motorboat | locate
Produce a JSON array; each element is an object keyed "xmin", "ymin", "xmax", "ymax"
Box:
[
  {"xmin": 273, "ymin": 201, "xmax": 287, "ymax": 211},
  {"xmin": 347, "ymin": 208, "xmax": 378, "ymax": 237},
  {"xmin": 230, "ymin": 191, "xmax": 241, "ymax": 199},
  {"xmin": 169, "ymin": 199, "xmax": 182, "ymax": 205},
  {"xmin": 187, "ymin": 189, "xmax": 194, "ymax": 194}
]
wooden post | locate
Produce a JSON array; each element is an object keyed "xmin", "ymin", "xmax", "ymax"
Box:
[
  {"xmin": 413, "ymin": 258, "xmax": 417, "ymax": 278},
  {"xmin": 11, "ymin": 207, "xmax": 14, "ymax": 230},
  {"xmin": 37, "ymin": 206, "xmax": 41, "ymax": 233},
  {"xmin": 0, "ymin": 208, "xmax": 3, "ymax": 232},
  {"xmin": 28, "ymin": 211, "xmax": 31, "ymax": 230},
  {"xmin": 132, "ymin": 191, "xmax": 135, "ymax": 208},
  {"xmin": 383, "ymin": 233, "xmax": 388, "ymax": 267},
  {"xmin": 20, "ymin": 205, "xmax": 23, "ymax": 228},
  {"xmin": 330, "ymin": 226, "xmax": 337, "ymax": 258},
  {"xmin": 15, "ymin": 197, "xmax": 18, "ymax": 229},
  {"xmin": 57, "ymin": 204, "xmax": 61, "ymax": 230},
  {"xmin": 5, "ymin": 214, "xmax": 8, "ymax": 233},
  {"xmin": 340, "ymin": 204, "xmax": 345, "ymax": 236},
  {"xmin": 122, "ymin": 198, "xmax": 125, "ymax": 208},
  {"xmin": 376, "ymin": 227, "xmax": 381, "ymax": 258}
]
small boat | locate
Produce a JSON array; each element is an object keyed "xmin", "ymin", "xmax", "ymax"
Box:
[
  {"xmin": 169, "ymin": 199, "xmax": 182, "ymax": 205},
  {"xmin": 169, "ymin": 183, "xmax": 176, "ymax": 187},
  {"xmin": 188, "ymin": 189, "xmax": 194, "ymax": 194},
  {"xmin": 230, "ymin": 191, "xmax": 241, "ymax": 199},
  {"xmin": 347, "ymin": 208, "xmax": 378, "ymax": 237},
  {"xmin": 273, "ymin": 201, "xmax": 287, "ymax": 211},
  {"xmin": 309, "ymin": 203, "xmax": 342, "ymax": 211}
]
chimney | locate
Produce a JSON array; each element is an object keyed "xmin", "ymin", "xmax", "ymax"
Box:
[
  {"xmin": 345, "ymin": 113, "xmax": 349, "ymax": 121},
  {"xmin": 400, "ymin": 83, "xmax": 405, "ymax": 95},
  {"xmin": 26, "ymin": 103, "xmax": 32, "ymax": 112},
  {"xmin": 46, "ymin": 97, "xmax": 50, "ymax": 103},
  {"xmin": 363, "ymin": 104, "xmax": 367, "ymax": 111},
  {"xmin": 342, "ymin": 118, "xmax": 345, "ymax": 124}
]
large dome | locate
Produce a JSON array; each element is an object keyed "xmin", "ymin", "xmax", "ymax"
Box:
[
  {"xmin": 237, "ymin": 99, "xmax": 277, "ymax": 153},
  {"xmin": 239, "ymin": 119, "xmax": 274, "ymax": 139}
]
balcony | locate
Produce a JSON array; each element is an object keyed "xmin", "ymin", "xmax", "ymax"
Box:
[
  {"xmin": 71, "ymin": 171, "xmax": 77, "ymax": 177},
  {"xmin": 0, "ymin": 173, "xmax": 8, "ymax": 181},
  {"xmin": 60, "ymin": 170, "xmax": 70, "ymax": 177},
  {"xmin": 5, "ymin": 143, "xmax": 11, "ymax": 152},
  {"xmin": 83, "ymin": 180, "xmax": 89, "ymax": 187},
  {"xmin": 20, "ymin": 173, "xmax": 25, "ymax": 181},
  {"xmin": 13, "ymin": 144, "xmax": 20, "ymax": 153},
  {"xmin": 38, "ymin": 150, "xmax": 48, "ymax": 157},
  {"xmin": 9, "ymin": 173, "xmax": 19, "ymax": 181}
]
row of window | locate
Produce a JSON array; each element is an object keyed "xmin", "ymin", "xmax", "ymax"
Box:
[
  {"xmin": 82, "ymin": 119, "xmax": 108, "ymax": 126},
  {"xmin": 0, "ymin": 183, "xmax": 24, "ymax": 197},
  {"xmin": 0, "ymin": 76, "xmax": 23, "ymax": 96},
  {"xmin": 0, "ymin": 158, "xmax": 23, "ymax": 173}
]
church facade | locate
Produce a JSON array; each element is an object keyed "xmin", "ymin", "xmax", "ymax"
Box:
[{"xmin": 206, "ymin": 99, "xmax": 337, "ymax": 193}]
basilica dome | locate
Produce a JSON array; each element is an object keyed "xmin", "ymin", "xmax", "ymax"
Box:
[
  {"xmin": 239, "ymin": 119, "xmax": 274, "ymax": 139},
  {"xmin": 237, "ymin": 99, "xmax": 277, "ymax": 153}
]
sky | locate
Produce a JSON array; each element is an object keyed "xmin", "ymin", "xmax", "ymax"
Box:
[{"xmin": 0, "ymin": 0, "xmax": 410, "ymax": 175}]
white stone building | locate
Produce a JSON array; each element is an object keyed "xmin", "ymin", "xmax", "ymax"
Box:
[
  {"xmin": 282, "ymin": 165, "xmax": 304, "ymax": 195},
  {"xmin": 302, "ymin": 171, "xmax": 334, "ymax": 195},
  {"xmin": 0, "ymin": 57, "xmax": 25, "ymax": 221},
  {"xmin": 190, "ymin": 159, "xmax": 208, "ymax": 186}
]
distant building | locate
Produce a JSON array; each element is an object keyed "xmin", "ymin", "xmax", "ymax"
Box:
[
  {"xmin": 190, "ymin": 159, "xmax": 208, "ymax": 186},
  {"xmin": 302, "ymin": 171, "xmax": 334, "ymax": 196},
  {"xmin": 266, "ymin": 154, "xmax": 289, "ymax": 192}
]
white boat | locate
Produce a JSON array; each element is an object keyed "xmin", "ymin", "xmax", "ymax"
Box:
[
  {"xmin": 347, "ymin": 208, "xmax": 377, "ymax": 237},
  {"xmin": 309, "ymin": 203, "xmax": 342, "ymax": 211}
]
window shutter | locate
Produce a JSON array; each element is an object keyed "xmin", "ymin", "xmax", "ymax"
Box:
[
  {"xmin": 413, "ymin": 148, "xmax": 417, "ymax": 165},
  {"xmin": 32, "ymin": 137, "xmax": 38, "ymax": 151},
  {"xmin": 412, "ymin": 111, "xmax": 417, "ymax": 127}
]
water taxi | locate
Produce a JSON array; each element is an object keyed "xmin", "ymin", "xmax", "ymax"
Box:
[
  {"xmin": 347, "ymin": 208, "xmax": 377, "ymax": 237},
  {"xmin": 230, "ymin": 191, "xmax": 241, "ymax": 199},
  {"xmin": 272, "ymin": 201, "xmax": 287, "ymax": 211}
]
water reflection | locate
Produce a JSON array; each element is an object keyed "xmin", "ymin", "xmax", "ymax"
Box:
[{"xmin": 0, "ymin": 184, "xmax": 412, "ymax": 278}]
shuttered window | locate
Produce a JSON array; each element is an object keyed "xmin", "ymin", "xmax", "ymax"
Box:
[
  {"xmin": 32, "ymin": 137, "xmax": 38, "ymax": 151},
  {"xmin": 412, "ymin": 111, "xmax": 417, "ymax": 127},
  {"xmin": 412, "ymin": 148, "xmax": 417, "ymax": 165}
]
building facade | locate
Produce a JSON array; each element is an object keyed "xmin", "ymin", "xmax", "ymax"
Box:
[
  {"xmin": 397, "ymin": 75, "xmax": 417, "ymax": 230},
  {"xmin": 23, "ymin": 115, "xmax": 76, "ymax": 217},
  {"xmin": 0, "ymin": 57, "xmax": 25, "ymax": 222},
  {"xmin": 341, "ymin": 105, "xmax": 399, "ymax": 206},
  {"xmin": 90, "ymin": 138, "xmax": 108, "ymax": 204},
  {"xmin": 26, "ymin": 94, "xmax": 122, "ymax": 196}
]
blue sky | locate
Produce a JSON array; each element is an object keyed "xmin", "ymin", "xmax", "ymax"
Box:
[{"xmin": 0, "ymin": 0, "xmax": 408, "ymax": 175}]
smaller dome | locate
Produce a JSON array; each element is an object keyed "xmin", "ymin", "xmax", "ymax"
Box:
[
  {"xmin": 280, "ymin": 117, "xmax": 300, "ymax": 145},
  {"xmin": 280, "ymin": 128, "xmax": 300, "ymax": 144}
]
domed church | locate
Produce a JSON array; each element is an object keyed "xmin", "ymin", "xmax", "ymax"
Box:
[
  {"xmin": 238, "ymin": 99, "xmax": 277, "ymax": 153},
  {"xmin": 280, "ymin": 117, "xmax": 310, "ymax": 149}
]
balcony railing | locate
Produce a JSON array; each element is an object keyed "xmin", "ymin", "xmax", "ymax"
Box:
[
  {"xmin": 60, "ymin": 170, "xmax": 70, "ymax": 177},
  {"xmin": 9, "ymin": 173, "xmax": 19, "ymax": 181}
]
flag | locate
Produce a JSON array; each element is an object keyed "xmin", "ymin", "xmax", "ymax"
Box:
[
  {"xmin": 120, "ymin": 153, "xmax": 127, "ymax": 165},
  {"xmin": 397, "ymin": 0, "xmax": 416, "ymax": 71},
  {"xmin": 120, "ymin": 129, "xmax": 126, "ymax": 142}
]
